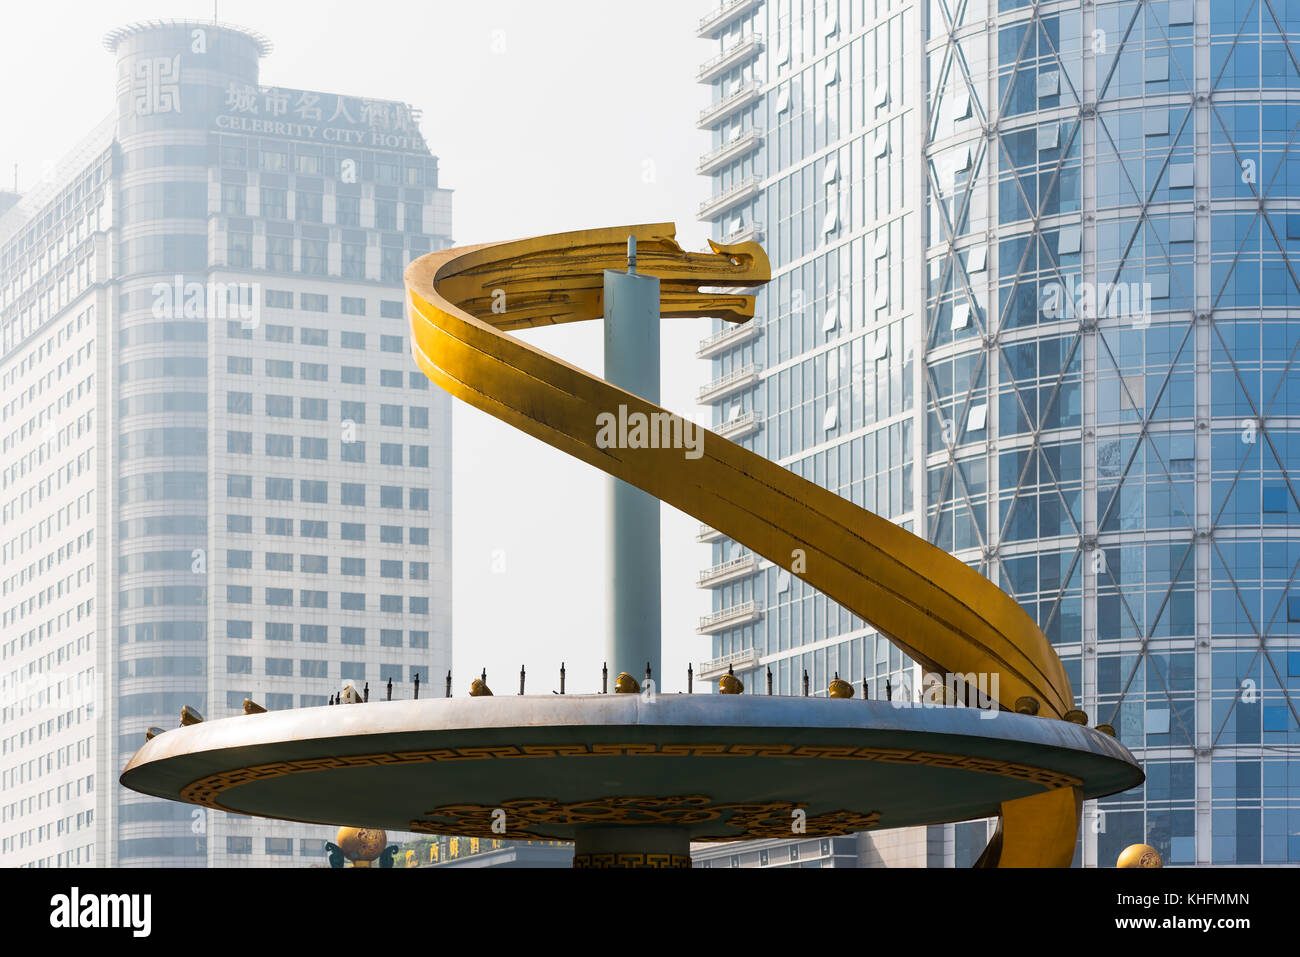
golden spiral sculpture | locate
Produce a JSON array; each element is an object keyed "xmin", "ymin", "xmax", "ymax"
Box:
[{"xmin": 404, "ymin": 223, "xmax": 1074, "ymax": 718}]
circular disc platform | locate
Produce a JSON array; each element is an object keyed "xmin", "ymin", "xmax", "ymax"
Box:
[{"xmin": 121, "ymin": 695, "xmax": 1142, "ymax": 843}]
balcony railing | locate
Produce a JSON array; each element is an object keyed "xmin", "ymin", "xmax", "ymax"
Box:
[
  {"xmin": 696, "ymin": 524, "xmax": 726, "ymax": 543},
  {"xmin": 697, "ymin": 129, "xmax": 763, "ymax": 175},
  {"xmin": 697, "ymin": 176, "xmax": 761, "ymax": 221},
  {"xmin": 696, "ymin": 319, "xmax": 761, "ymax": 359},
  {"xmin": 697, "ymin": 554, "xmax": 759, "ymax": 588},
  {"xmin": 697, "ymin": 601, "xmax": 763, "ymax": 634},
  {"xmin": 698, "ymin": 363, "xmax": 760, "ymax": 404},
  {"xmin": 696, "ymin": 647, "xmax": 762, "ymax": 680},
  {"xmin": 697, "ymin": 0, "xmax": 760, "ymax": 38},
  {"xmin": 714, "ymin": 410, "xmax": 761, "ymax": 440},
  {"xmin": 697, "ymin": 34, "xmax": 764, "ymax": 83},
  {"xmin": 724, "ymin": 222, "xmax": 765, "ymax": 245},
  {"xmin": 698, "ymin": 81, "xmax": 762, "ymax": 129}
]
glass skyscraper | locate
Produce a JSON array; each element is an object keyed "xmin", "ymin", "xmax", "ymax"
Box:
[
  {"xmin": 695, "ymin": 0, "xmax": 1300, "ymax": 866},
  {"xmin": 0, "ymin": 20, "xmax": 453, "ymax": 867}
]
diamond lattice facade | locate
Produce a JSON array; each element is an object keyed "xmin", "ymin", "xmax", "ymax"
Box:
[{"xmin": 696, "ymin": 0, "xmax": 1300, "ymax": 866}]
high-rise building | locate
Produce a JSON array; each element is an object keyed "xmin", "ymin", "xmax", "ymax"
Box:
[
  {"xmin": 0, "ymin": 20, "xmax": 453, "ymax": 867},
  {"xmin": 695, "ymin": 0, "xmax": 1300, "ymax": 867}
]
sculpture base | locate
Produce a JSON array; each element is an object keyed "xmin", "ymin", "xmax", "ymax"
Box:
[{"xmin": 572, "ymin": 826, "xmax": 690, "ymax": 868}]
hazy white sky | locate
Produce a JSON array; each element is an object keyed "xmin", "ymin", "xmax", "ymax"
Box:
[{"xmin": 1, "ymin": 0, "xmax": 723, "ymax": 693}]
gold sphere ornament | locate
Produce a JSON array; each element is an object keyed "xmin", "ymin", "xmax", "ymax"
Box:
[
  {"xmin": 1063, "ymin": 709, "xmax": 1088, "ymax": 725},
  {"xmin": 179, "ymin": 704, "xmax": 204, "ymax": 726},
  {"xmin": 718, "ymin": 673, "xmax": 744, "ymax": 695},
  {"xmin": 1095, "ymin": 723, "xmax": 1117, "ymax": 737},
  {"xmin": 336, "ymin": 826, "xmax": 388, "ymax": 864},
  {"xmin": 614, "ymin": 672, "xmax": 640, "ymax": 694},
  {"xmin": 828, "ymin": 677, "xmax": 854, "ymax": 699},
  {"xmin": 1116, "ymin": 843, "xmax": 1163, "ymax": 868},
  {"xmin": 469, "ymin": 678, "xmax": 493, "ymax": 697},
  {"xmin": 1014, "ymin": 696, "xmax": 1040, "ymax": 716}
]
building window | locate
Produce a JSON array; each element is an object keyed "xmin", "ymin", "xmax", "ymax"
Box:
[
  {"xmin": 266, "ymin": 588, "xmax": 293, "ymax": 606},
  {"xmin": 267, "ymin": 236, "xmax": 293, "ymax": 272},
  {"xmin": 301, "ymin": 479, "xmax": 328, "ymax": 503},
  {"xmin": 301, "ymin": 239, "xmax": 327, "ymax": 275},
  {"xmin": 228, "ymin": 230, "xmax": 252, "ymax": 267},
  {"xmin": 381, "ymin": 247, "xmax": 404, "ymax": 283},
  {"xmin": 341, "ymin": 593, "xmax": 366, "ymax": 611},
  {"xmin": 227, "ymin": 655, "xmax": 252, "ymax": 674},
  {"xmin": 341, "ymin": 627, "xmax": 366, "ymax": 645},
  {"xmin": 341, "ymin": 296, "xmax": 366, "ymax": 316},
  {"xmin": 341, "ymin": 523, "xmax": 365, "ymax": 541},
  {"xmin": 261, "ymin": 186, "xmax": 287, "ymax": 217},
  {"xmin": 336, "ymin": 196, "xmax": 360, "ymax": 226},
  {"xmin": 296, "ymin": 191, "xmax": 323, "ymax": 223},
  {"xmin": 266, "ymin": 434, "xmax": 294, "ymax": 457},
  {"xmin": 300, "ymin": 625, "xmax": 327, "ymax": 643},
  {"xmin": 300, "ymin": 437, "xmax": 328, "ymax": 460},
  {"xmin": 265, "ymin": 837, "xmax": 294, "ymax": 856},
  {"xmin": 221, "ymin": 183, "xmax": 246, "ymax": 215},
  {"xmin": 380, "ymin": 629, "xmax": 403, "ymax": 647},
  {"xmin": 266, "ymin": 517, "xmax": 293, "ymax": 536},
  {"xmin": 342, "ymin": 242, "xmax": 365, "ymax": 278},
  {"xmin": 300, "ymin": 659, "xmax": 328, "ymax": 678},
  {"xmin": 227, "ymin": 836, "xmax": 252, "ymax": 855},
  {"xmin": 266, "ymin": 552, "xmax": 293, "ymax": 571}
]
